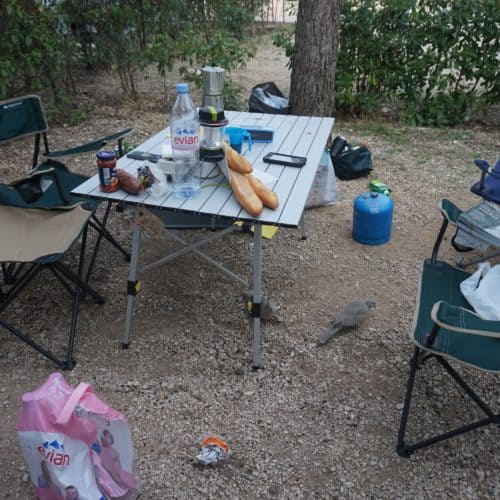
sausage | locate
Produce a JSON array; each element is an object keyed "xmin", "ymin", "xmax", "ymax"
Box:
[{"xmin": 116, "ymin": 169, "xmax": 144, "ymax": 195}]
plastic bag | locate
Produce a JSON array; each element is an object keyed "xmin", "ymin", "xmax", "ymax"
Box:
[
  {"xmin": 18, "ymin": 372, "xmax": 141, "ymax": 500},
  {"xmin": 147, "ymin": 163, "xmax": 170, "ymax": 197},
  {"xmin": 248, "ymin": 82, "xmax": 291, "ymax": 114},
  {"xmin": 460, "ymin": 262, "xmax": 500, "ymax": 320},
  {"xmin": 305, "ymin": 148, "xmax": 338, "ymax": 208}
]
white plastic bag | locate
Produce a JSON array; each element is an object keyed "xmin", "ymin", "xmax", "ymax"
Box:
[
  {"xmin": 305, "ymin": 148, "xmax": 338, "ymax": 208},
  {"xmin": 460, "ymin": 262, "xmax": 500, "ymax": 320}
]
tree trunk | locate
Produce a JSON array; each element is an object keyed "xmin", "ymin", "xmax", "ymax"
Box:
[{"xmin": 289, "ymin": 0, "xmax": 343, "ymax": 116}]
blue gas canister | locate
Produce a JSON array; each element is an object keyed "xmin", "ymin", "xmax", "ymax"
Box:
[{"xmin": 353, "ymin": 186, "xmax": 393, "ymax": 245}]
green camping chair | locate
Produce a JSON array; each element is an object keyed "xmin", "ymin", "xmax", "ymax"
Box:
[
  {"xmin": 0, "ymin": 171, "xmax": 105, "ymax": 369},
  {"xmin": 396, "ymin": 199, "xmax": 500, "ymax": 457},
  {"xmin": 0, "ymin": 94, "xmax": 132, "ymax": 283}
]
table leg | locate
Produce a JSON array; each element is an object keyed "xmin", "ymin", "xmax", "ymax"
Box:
[
  {"xmin": 252, "ymin": 223, "xmax": 263, "ymax": 370},
  {"xmin": 122, "ymin": 217, "xmax": 142, "ymax": 348}
]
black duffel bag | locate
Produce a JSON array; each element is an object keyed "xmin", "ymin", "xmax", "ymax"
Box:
[
  {"xmin": 248, "ymin": 81, "xmax": 291, "ymax": 114},
  {"xmin": 330, "ymin": 135, "xmax": 373, "ymax": 181}
]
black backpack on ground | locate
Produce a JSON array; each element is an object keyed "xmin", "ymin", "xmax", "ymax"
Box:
[{"xmin": 330, "ymin": 135, "xmax": 373, "ymax": 181}]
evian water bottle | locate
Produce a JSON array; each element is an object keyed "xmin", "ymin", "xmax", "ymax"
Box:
[{"xmin": 170, "ymin": 83, "xmax": 201, "ymax": 198}]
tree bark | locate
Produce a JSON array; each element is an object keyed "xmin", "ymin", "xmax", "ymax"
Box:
[{"xmin": 289, "ymin": 0, "xmax": 343, "ymax": 116}]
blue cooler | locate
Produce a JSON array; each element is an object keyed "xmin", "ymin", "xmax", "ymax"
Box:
[{"xmin": 353, "ymin": 191, "xmax": 393, "ymax": 245}]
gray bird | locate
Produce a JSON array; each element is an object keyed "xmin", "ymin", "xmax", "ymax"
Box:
[
  {"xmin": 242, "ymin": 291, "xmax": 280, "ymax": 322},
  {"xmin": 318, "ymin": 299, "xmax": 376, "ymax": 345}
]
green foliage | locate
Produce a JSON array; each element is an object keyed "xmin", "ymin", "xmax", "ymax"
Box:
[
  {"xmin": 223, "ymin": 80, "xmax": 247, "ymax": 111},
  {"xmin": 45, "ymin": 97, "xmax": 94, "ymax": 126},
  {"xmin": 0, "ymin": 0, "xmax": 84, "ymax": 121},
  {"xmin": 272, "ymin": 27, "xmax": 294, "ymax": 68},
  {"xmin": 1, "ymin": 0, "xmax": 262, "ymax": 120},
  {"xmin": 274, "ymin": 0, "xmax": 499, "ymax": 126}
]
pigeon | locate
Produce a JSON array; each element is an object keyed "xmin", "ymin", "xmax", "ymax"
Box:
[
  {"xmin": 318, "ymin": 299, "xmax": 376, "ymax": 345},
  {"xmin": 242, "ymin": 291, "xmax": 281, "ymax": 322}
]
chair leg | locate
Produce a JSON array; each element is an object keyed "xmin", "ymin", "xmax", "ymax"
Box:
[
  {"xmin": 396, "ymin": 347, "xmax": 421, "ymax": 457},
  {"xmin": 53, "ymin": 262, "xmax": 105, "ymax": 304},
  {"xmin": 85, "ymin": 201, "xmax": 130, "ymax": 284},
  {"xmin": 64, "ymin": 224, "xmax": 89, "ymax": 370},
  {"xmin": 0, "ymin": 228, "xmax": 105, "ymax": 369},
  {"xmin": 0, "ymin": 318, "xmax": 69, "ymax": 369},
  {"xmin": 0, "ymin": 264, "xmax": 42, "ymax": 313},
  {"xmin": 396, "ymin": 348, "xmax": 500, "ymax": 457},
  {"xmin": 438, "ymin": 357, "xmax": 500, "ymax": 426}
]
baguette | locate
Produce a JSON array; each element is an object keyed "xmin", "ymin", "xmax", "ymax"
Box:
[
  {"xmin": 228, "ymin": 169, "xmax": 263, "ymax": 217},
  {"xmin": 247, "ymin": 174, "xmax": 279, "ymax": 209},
  {"xmin": 225, "ymin": 143, "xmax": 253, "ymax": 174}
]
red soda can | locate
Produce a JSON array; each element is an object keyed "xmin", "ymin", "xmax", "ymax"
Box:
[{"xmin": 96, "ymin": 150, "xmax": 119, "ymax": 192}]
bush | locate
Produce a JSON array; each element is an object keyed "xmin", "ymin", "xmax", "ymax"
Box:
[
  {"xmin": 274, "ymin": 0, "xmax": 499, "ymax": 126},
  {"xmin": 1, "ymin": 0, "xmax": 266, "ymax": 120}
]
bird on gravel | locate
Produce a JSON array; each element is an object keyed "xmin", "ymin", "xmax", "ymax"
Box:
[
  {"xmin": 242, "ymin": 291, "xmax": 281, "ymax": 322},
  {"xmin": 318, "ymin": 299, "xmax": 376, "ymax": 345}
]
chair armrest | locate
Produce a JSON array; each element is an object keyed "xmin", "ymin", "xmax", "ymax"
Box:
[
  {"xmin": 431, "ymin": 301, "xmax": 500, "ymax": 339},
  {"xmin": 44, "ymin": 127, "xmax": 134, "ymax": 159},
  {"xmin": 438, "ymin": 199, "xmax": 462, "ymax": 225}
]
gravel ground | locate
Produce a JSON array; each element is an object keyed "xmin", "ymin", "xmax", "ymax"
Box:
[{"xmin": 1, "ymin": 37, "xmax": 499, "ymax": 499}]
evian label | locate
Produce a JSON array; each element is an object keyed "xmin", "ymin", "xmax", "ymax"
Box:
[
  {"xmin": 38, "ymin": 439, "xmax": 70, "ymax": 468},
  {"xmin": 172, "ymin": 123, "xmax": 199, "ymax": 152}
]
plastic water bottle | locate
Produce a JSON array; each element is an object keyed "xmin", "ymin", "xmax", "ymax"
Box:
[{"xmin": 170, "ymin": 83, "xmax": 201, "ymax": 198}]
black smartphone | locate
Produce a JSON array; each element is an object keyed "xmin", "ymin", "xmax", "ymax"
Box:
[
  {"xmin": 126, "ymin": 151, "xmax": 162, "ymax": 163},
  {"xmin": 263, "ymin": 152, "xmax": 306, "ymax": 167}
]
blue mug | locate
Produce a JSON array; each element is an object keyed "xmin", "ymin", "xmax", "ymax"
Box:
[{"xmin": 225, "ymin": 127, "xmax": 252, "ymax": 154}]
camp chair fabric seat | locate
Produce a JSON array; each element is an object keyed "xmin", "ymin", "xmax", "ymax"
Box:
[
  {"xmin": 0, "ymin": 205, "xmax": 90, "ymax": 262},
  {"xmin": 31, "ymin": 159, "xmax": 99, "ymax": 210},
  {"xmin": 412, "ymin": 260, "xmax": 500, "ymax": 372},
  {"xmin": 0, "ymin": 94, "xmax": 130, "ymax": 267},
  {"xmin": 1, "ymin": 160, "xmax": 93, "ymax": 210},
  {"xmin": 0, "ymin": 201, "xmax": 104, "ymax": 369},
  {"xmin": 0, "ymin": 94, "xmax": 119, "ymax": 369}
]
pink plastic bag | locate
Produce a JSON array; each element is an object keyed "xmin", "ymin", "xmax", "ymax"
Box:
[{"xmin": 17, "ymin": 372, "xmax": 140, "ymax": 500}]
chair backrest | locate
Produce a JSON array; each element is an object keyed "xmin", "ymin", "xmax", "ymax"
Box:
[
  {"xmin": 471, "ymin": 159, "xmax": 500, "ymax": 204},
  {"xmin": 0, "ymin": 95, "xmax": 48, "ymax": 144}
]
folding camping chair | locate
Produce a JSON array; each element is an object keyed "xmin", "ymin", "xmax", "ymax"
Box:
[
  {"xmin": 0, "ymin": 172, "xmax": 105, "ymax": 369},
  {"xmin": 0, "ymin": 94, "xmax": 132, "ymax": 282},
  {"xmin": 396, "ymin": 199, "xmax": 500, "ymax": 457}
]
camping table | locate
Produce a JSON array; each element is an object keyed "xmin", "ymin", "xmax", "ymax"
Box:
[{"xmin": 73, "ymin": 111, "xmax": 334, "ymax": 368}]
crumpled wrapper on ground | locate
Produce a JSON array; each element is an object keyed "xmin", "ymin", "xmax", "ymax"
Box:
[{"xmin": 196, "ymin": 434, "xmax": 230, "ymax": 465}]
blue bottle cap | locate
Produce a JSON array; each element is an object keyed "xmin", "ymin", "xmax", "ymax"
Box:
[{"xmin": 176, "ymin": 83, "xmax": 189, "ymax": 93}]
